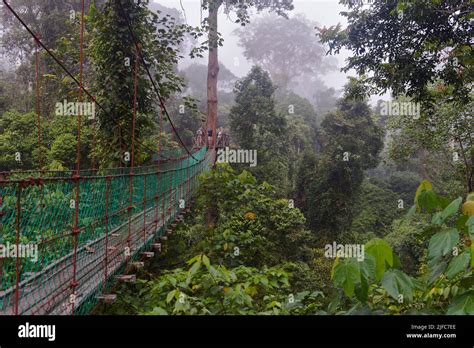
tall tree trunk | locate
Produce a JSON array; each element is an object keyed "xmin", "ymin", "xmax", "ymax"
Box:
[
  {"xmin": 207, "ymin": 0, "xmax": 220, "ymax": 151},
  {"xmin": 205, "ymin": 0, "xmax": 221, "ymax": 228}
]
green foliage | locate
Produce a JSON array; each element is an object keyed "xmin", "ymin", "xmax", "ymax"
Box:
[
  {"xmin": 385, "ymin": 218, "xmax": 427, "ymax": 275},
  {"xmin": 140, "ymin": 254, "xmax": 293, "ymax": 315},
  {"xmin": 88, "ymin": 0, "xmax": 203, "ymax": 166},
  {"xmin": 319, "ymin": 0, "xmax": 473, "ymax": 104},
  {"xmin": 381, "ymin": 269, "xmax": 413, "ymax": 302},
  {"xmin": 101, "ymin": 172, "xmax": 472, "ymax": 316},
  {"xmin": 229, "ymin": 66, "xmax": 290, "ymax": 193},
  {"xmin": 365, "ymin": 238, "xmax": 393, "ymax": 282},
  {"xmin": 49, "ymin": 134, "xmax": 77, "ymax": 167},
  {"xmin": 196, "ymin": 164, "xmax": 313, "ymax": 267},
  {"xmin": 276, "ymin": 91, "xmax": 320, "ymax": 130},
  {"xmin": 321, "ymin": 1, "xmax": 473, "ymax": 194},
  {"xmin": 274, "ymin": 91, "xmax": 322, "ymax": 191},
  {"xmin": 427, "ymin": 229, "xmax": 459, "ymax": 267},
  {"xmin": 102, "ymin": 164, "xmax": 330, "ymax": 315},
  {"xmin": 109, "ymin": 254, "xmax": 324, "ymax": 315},
  {"xmin": 299, "ymin": 80, "xmax": 384, "ymax": 239},
  {"xmin": 332, "ymin": 258, "xmax": 361, "ymax": 298},
  {"xmin": 350, "ymin": 180, "xmax": 403, "ymax": 240},
  {"xmin": 387, "ymin": 98, "xmax": 473, "ymax": 193},
  {"xmin": 294, "ymin": 150, "xmax": 319, "ymax": 216},
  {"xmin": 1, "ymin": 0, "xmax": 95, "ymax": 59},
  {"xmin": 0, "ymin": 108, "xmax": 96, "ymax": 171},
  {"xmin": 88, "ymin": 0, "xmax": 153, "ymax": 166},
  {"xmin": 281, "ymin": 259, "xmax": 331, "ymax": 297},
  {"xmin": 446, "ymin": 252, "xmax": 471, "ymax": 280},
  {"xmin": 446, "ymin": 291, "xmax": 474, "ymax": 315},
  {"xmin": 329, "ymin": 181, "xmax": 473, "ymax": 315},
  {"xmin": 368, "ymin": 169, "xmax": 422, "ymax": 207},
  {"xmin": 166, "ymin": 99, "xmax": 205, "ymax": 147},
  {"xmin": 0, "ymin": 111, "xmax": 41, "ymax": 170},
  {"xmin": 0, "ymin": 71, "xmax": 11, "ymax": 115}
]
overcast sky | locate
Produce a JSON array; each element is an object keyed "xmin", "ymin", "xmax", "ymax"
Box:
[{"xmin": 155, "ymin": 0, "xmax": 354, "ymax": 94}]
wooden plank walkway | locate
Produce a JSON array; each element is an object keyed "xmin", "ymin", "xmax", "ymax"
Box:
[{"xmin": 0, "ymin": 189, "xmax": 181, "ymax": 315}]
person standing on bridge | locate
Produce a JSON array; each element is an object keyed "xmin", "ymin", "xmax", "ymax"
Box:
[{"xmin": 217, "ymin": 127, "xmax": 223, "ymax": 148}]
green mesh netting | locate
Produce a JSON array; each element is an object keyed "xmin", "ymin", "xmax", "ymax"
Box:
[{"xmin": 0, "ymin": 147, "xmax": 211, "ymax": 314}]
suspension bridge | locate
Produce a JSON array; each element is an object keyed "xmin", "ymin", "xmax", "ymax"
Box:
[{"xmin": 0, "ymin": 0, "xmax": 218, "ymax": 315}]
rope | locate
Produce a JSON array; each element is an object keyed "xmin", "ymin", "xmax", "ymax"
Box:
[{"xmin": 117, "ymin": 0, "xmax": 198, "ymax": 161}]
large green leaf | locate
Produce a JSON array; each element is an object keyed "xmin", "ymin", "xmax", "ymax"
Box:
[
  {"xmin": 202, "ymin": 254, "xmax": 211, "ymax": 268},
  {"xmin": 428, "ymin": 261, "xmax": 447, "ymax": 285},
  {"xmin": 432, "ymin": 197, "xmax": 462, "ymax": 225},
  {"xmin": 354, "ymin": 255, "xmax": 376, "ymax": 303},
  {"xmin": 381, "ymin": 269, "xmax": 413, "ymax": 302},
  {"xmin": 365, "ymin": 238, "xmax": 393, "ymax": 281},
  {"xmin": 427, "ymin": 229, "xmax": 459, "ymax": 265},
  {"xmin": 446, "ymin": 251, "xmax": 471, "ymax": 279},
  {"xmin": 431, "ymin": 211, "xmax": 443, "ymax": 225},
  {"xmin": 415, "ymin": 180, "xmax": 432, "ymax": 205},
  {"xmin": 440, "ymin": 197, "xmax": 462, "ymax": 220},
  {"xmin": 446, "ymin": 291, "xmax": 474, "ymax": 315},
  {"xmin": 332, "ymin": 258, "xmax": 361, "ymax": 297},
  {"xmin": 418, "ymin": 190, "xmax": 441, "ymax": 212},
  {"xmin": 166, "ymin": 290, "xmax": 177, "ymax": 304},
  {"xmin": 359, "ymin": 253, "xmax": 376, "ymax": 280},
  {"xmin": 186, "ymin": 260, "xmax": 202, "ymax": 285},
  {"xmin": 354, "ymin": 277, "xmax": 369, "ymax": 302}
]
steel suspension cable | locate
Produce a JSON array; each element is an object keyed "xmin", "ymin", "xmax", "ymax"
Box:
[
  {"xmin": 117, "ymin": 0, "xmax": 198, "ymax": 161},
  {"xmin": 1, "ymin": 0, "xmax": 159, "ymax": 158},
  {"xmin": 35, "ymin": 34, "xmax": 42, "ymax": 171},
  {"xmin": 70, "ymin": 0, "xmax": 86, "ymax": 315}
]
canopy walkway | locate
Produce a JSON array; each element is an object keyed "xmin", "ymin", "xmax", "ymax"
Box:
[
  {"xmin": 0, "ymin": 147, "xmax": 214, "ymax": 315},
  {"xmin": 0, "ymin": 0, "xmax": 218, "ymax": 315}
]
